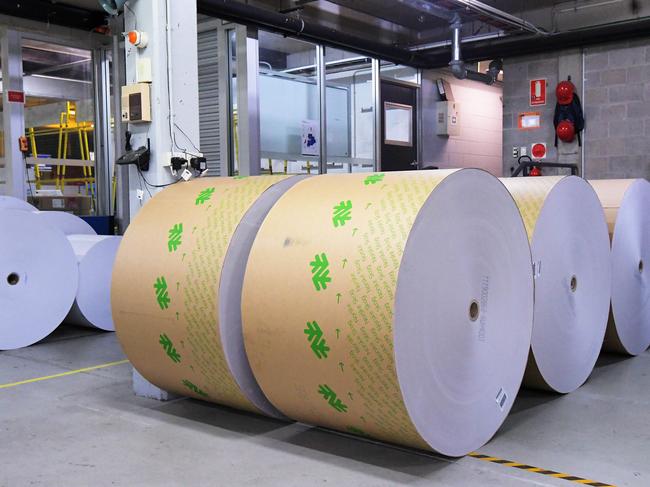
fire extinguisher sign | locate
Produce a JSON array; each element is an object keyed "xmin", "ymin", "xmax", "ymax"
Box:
[{"xmin": 530, "ymin": 79, "xmax": 546, "ymax": 106}]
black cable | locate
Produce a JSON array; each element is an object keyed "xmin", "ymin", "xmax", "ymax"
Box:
[
  {"xmin": 24, "ymin": 155, "xmax": 35, "ymax": 199},
  {"xmin": 137, "ymin": 165, "xmax": 182, "ymax": 189},
  {"xmin": 173, "ymin": 123, "xmax": 201, "ymax": 155}
]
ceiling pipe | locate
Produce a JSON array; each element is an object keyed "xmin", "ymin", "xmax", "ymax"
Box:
[
  {"xmin": 197, "ymin": 0, "xmax": 432, "ymax": 68},
  {"xmin": 449, "ymin": 19, "xmax": 502, "ymax": 85},
  {"xmin": 418, "ymin": 17, "xmax": 650, "ymax": 67},
  {"xmin": 450, "ymin": 0, "xmax": 550, "ymax": 36}
]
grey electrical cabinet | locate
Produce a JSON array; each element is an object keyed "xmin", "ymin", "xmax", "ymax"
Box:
[{"xmin": 436, "ymin": 101, "xmax": 460, "ymax": 136}]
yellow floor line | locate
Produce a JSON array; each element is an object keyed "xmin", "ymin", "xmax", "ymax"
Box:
[{"xmin": 0, "ymin": 359, "xmax": 129, "ymax": 389}]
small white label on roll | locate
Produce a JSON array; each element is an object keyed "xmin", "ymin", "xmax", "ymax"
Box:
[
  {"xmin": 181, "ymin": 169, "xmax": 192, "ymax": 181},
  {"xmin": 495, "ymin": 388, "xmax": 507, "ymax": 411}
]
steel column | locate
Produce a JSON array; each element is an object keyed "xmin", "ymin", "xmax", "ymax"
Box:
[
  {"xmin": 235, "ymin": 25, "xmax": 260, "ymax": 176},
  {"xmin": 1, "ymin": 29, "xmax": 26, "ymax": 200}
]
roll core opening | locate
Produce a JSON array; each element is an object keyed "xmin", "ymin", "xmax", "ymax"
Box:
[
  {"xmin": 6, "ymin": 273, "xmax": 19, "ymax": 286},
  {"xmin": 469, "ymin": 300, "xmax": 480, "ymax": 321},
  {"xmin": 570, "ymin": 275, "xmax": 578, "ymax": 293}
]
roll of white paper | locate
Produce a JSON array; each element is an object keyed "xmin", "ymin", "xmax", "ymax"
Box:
[
  {"xmin": 501, "ymin": 176, "xmax": 612, "ymax": 393},
  {"xmin": 34, "ymin": 211, "xmax": 96, "ymax": 236},
  {"xmin": 590, "ymin": 179, "xmax": 650, "ymax": 355},
  {"xmin": 0, "ymin": 210, "xmax": 78, "ymax": 350},
  {"xmin": 242, "ymin": 169, "xmax": 534, "ymax": 456},
  {"xmin": 65, "ymin": 235, "xmax": 121, "ymax": 331},
  {"xmin": 0, "ymin": 196, "xmax": 37, "ymax": 212}
]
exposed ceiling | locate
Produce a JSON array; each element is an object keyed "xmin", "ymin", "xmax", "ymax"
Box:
[{"xmin": 1, "ymin": 0, "xmax": 650, "ymax": 70}]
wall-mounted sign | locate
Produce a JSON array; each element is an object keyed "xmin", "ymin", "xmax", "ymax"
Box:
[
  {"xmin": 7, "ymin": 91, "xmax": 25, "ymax": 103},
  {"xmin": 301, "ymin": 119, "xmax": 319, "ymax": 156},
  {"xmin": 530, "ymin": 79, "xmax": 546, "ymax": 106},
  {"xmin": 531, "ymin": 142, "xmax": 547, "ymax": 159},
  {"xmin": 518, "ymin": 112, "xmax": 541, "ymax": 130}
]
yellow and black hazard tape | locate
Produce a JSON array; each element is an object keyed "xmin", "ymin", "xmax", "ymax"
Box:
[{"xmin": 469, "ymin": 452, "xmax": 616, "ymax": 487}]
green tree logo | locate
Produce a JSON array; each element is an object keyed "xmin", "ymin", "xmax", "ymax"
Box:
[
  {"xmin": 233, "ymin": 175, "xmax": 248, "ymax": 179},
  {"xmin": 159, "ymin": 333, "xmax": 181, "ymax": 363},
  {"xmin": 318, "ymin": 384, "xmax": 347, "ymax": 412},
  {"xmin": 363, "ymin": 173, "xmax": 385, "ymax": 185},
  {"xmin": 346, "ymin": 426, "xmax": 367, "ymax": 436},
  {"xmin": 167, "ymin": 223, "xmax": 183, "ymax": 252},
  {"xmin": 332, "ymin": 200, "xmax": 352, "ymax": 227},
  {"xmin": 182, "ymin": 379, "xmax": 209, "ymax": 398},
  {"xmin": 304, "ymin": 321, "xmax": 330, "ymax": 359},
  {"xmin": 310, "ymin": 253, "xmax": 331, "ymax": 291},
  {"xmin": 154, "ymin": 276, "xmax": 171, "ymax": 310},
  {"xmin": 195, "ymin": 187, "xmax": 215, "ymax": 205}
]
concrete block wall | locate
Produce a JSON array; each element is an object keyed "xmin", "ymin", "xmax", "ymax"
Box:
[
  {"xmin": 583, "ymin": 39, "xmax": 650, "ymax": 179},
  {"xmin": 502, "ymin": 38, "xmax": 650, "ymax": 180}
]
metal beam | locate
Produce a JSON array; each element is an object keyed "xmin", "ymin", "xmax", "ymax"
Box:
[
  {"xmin": 0, "ymin": 0, "xmax": 106, "ymax": 32},
  {"xmin": 197, "ymin": 0, "xmax": 430, "ymax": 69},
  {"xmin": 0, "ymin": 76, "xmax": 93, "ymax": 101}
]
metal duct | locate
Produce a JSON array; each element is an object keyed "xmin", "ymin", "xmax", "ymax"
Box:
[{"xmin": 449, "ymin": 19, "xmax": 502, "ymax": 85}]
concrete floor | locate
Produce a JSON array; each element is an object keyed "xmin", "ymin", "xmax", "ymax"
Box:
[{"xmin": 0, "ymin": 327, "xmax": 648, "ymax": 487}]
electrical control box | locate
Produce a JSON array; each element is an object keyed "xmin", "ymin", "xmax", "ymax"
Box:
[
  {"xmin": 121, "ymin": 83, "xmax": 151, "ymax": 123},
  {"xmin": 436, "ymin": 101, "xmax": 460, "ymax": 136}
]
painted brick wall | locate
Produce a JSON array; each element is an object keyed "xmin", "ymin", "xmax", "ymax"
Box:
[
  {"xmin": 422, "ymin": 70, "xmax": 503, "ymax": 176},
  {"xmin": 502, "ymin": 39, "xmax": 650, "ymax": 180}
]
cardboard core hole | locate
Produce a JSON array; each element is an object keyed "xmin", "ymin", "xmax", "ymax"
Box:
[
  {"xmin": 469, "ymin": 300, "xmax": 480, "ymax": 322},
  {"xmin": 7, "ymin": 273, "xmax": 19, "ymax": 286},
  {"xmin": 639, "ymin": 260, "xmax": 644, "ymax": 274},
  {"xmin": 570, "ymin": 275, "xmax": 577, "ymax": 293}
]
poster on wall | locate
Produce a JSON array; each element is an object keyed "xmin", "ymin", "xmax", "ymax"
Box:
[
  {"xmin": 301, "ymin": 119, "xmax": 319, "ymax": 156},
  {"xmin": 530, "ymin": 79, "xmax": 546, "ymax": 106}
]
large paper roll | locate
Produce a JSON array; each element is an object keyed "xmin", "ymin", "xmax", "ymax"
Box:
[
  {"xmin": 0, "ymin": 195, "xmax": 37, "ymax": 211},
  {"xmin": 34, "ymin": 211, "xmax": 96, "ymax": 236},
  {"xmin": 590, "ymin": 179, "xmax": 650, "ymax": 355},
  {"xmin": 113, "ymin": 176, "xmax": 303, "ymax": 416},
  {"xmin": 65, "ymin": 235, "xmax": 121, "ymax": 331},
  {"xmin": 0, "ymin": 209, "xmax": 78, "ymax": 350},
  {"xmin": 242, "ymin": 169, "xmax": 534, "ymax": 456},
  {"xmin": 500, "ymin": 176, "xmax": 611, "ymax": 393}
]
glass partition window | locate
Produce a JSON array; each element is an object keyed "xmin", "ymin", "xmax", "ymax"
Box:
[
  {"xmin": 324, "ymin": 47, "xmax": 374, "ymax": 173},
  {"xmin": 21, "ymin": 39, "xmax": 95, "ymax": 210},
  {"xmin": 384, "ymin": 102, "xmax": 413, "ymax": 146},
  {"xmin": 258, "ymin": 31, "xmax": 319, "ymax": 174}
]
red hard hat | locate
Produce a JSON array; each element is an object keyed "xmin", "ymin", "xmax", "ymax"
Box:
[
  {"xmin": 556, "ymin": 81, "xmax": 574, "ymax": 105},
  {"xmin": 557, "ymin": 119, "xmax": 576, "ymax": 142}
]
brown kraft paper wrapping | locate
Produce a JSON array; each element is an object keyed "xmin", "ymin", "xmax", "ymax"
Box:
[{"xmin": 112, "ymin": 175, "xmax": 291, "ymax": 414}]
